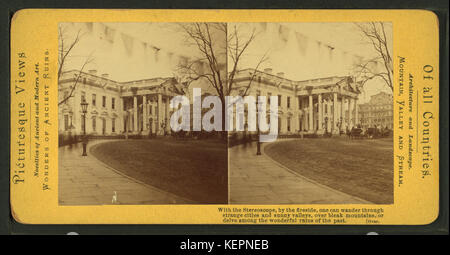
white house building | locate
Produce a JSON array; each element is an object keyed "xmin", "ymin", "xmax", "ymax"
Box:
[
  {"xmin": 231, "ymin": 68, "xmax": 363, "ymax": 135},
  {"xmin": 58, "ymin": 69, "xmax": 178, "ymax": 138}
]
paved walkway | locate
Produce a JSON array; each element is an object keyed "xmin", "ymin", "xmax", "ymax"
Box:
[
  {"xmin": 58, "ymin": 139, "xmax": 192, "ymax": 205},
  {"xmin": 229, "ymin": 141, "xmax": 370, "ymax": 204}
]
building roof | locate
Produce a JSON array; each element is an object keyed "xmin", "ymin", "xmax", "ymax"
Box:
[
  {"xmin": 60, "ymin": 69, "xmax": 176, "ymax": 91},
  {"xmin": 234, "ymin": 68, "xmax": 361, "ymax": 92}
]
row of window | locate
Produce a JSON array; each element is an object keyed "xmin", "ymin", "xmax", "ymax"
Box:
[
  {"xmin": 259, "ymin": 91, "xmax": 292, "ymax": 108},
  {"xmin": 262, "ymin": 93, "xmax": 346, "ymax": 112},
  {"xmin": 362, "ymin": 118, "xmax": 393, "ymax": 123},
  {"xmin": 80, "ymin": 116, "xmax": 116, "ymax": 133},
  {"xmin": 239, "ymin": 90, "xmax": 357, "ymax": 112},
  {"xmin": 360, "ymin": 114, "xmax": 393, "ymax": 118},
  {"xmin": 80, "ymin": 92, "xmax": 116, "ymax": 110},
  {"xmin": 360, "ymin": 105, "xmax": 393, "ymax": 111},
  {"xmin": 64, "ymin": 115, "xmax": 117, "ymax": 133}
]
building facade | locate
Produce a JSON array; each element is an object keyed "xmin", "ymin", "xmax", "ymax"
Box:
[
  {"xmin": 231, "ymin": 68, "xmax": 362, "ymax": 135},
  {"xmin": 59, "ymin": 67, "xmax": 364, "ymax": 138},
  {"xmin": 58, "ymin": 69, "xmax": 177, "ymax": 137},
  {"xmin": 358, "ymin": 91, "xmax": 394, "ymax": 129}
]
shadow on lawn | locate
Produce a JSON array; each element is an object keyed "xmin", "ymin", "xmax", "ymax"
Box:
[
  {"xmin": 90, "ymin": 137, "xmax": 228, "ymax": 204},
  {"xmin": 264, "ymin": 137, "xmax": 394, "ymax": 204}
]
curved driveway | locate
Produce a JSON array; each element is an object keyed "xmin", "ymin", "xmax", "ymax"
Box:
[
  {"xmin": 229, "ymin": 141, "xmax": 370, "ymax": 204},
  {"xmin": 58, "ymin": 139, "xmax": 192, "ymax": 205}
]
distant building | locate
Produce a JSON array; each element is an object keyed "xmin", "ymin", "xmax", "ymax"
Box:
[
  {"xmin": 230, "ymin": 68, "xmax": 363, "ymax": 135},
  {"xmin": 358, "ymin": 91, "xmax": 393, "ymax": 129}
]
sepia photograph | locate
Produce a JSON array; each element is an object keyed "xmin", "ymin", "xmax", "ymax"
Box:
[
  {"xmin": 9, "ymin": 6, "xmax": 442, "ymax": 227},
  {"xmin": 58, "ymin": 22, "xmax": 228, "ymax": 205},
  {"xmin": 227, "ymin": 22, "xmax": 394, "ymax": 205},
  {"xmin": 58, "ymin": 21, "xmax": 394, "ymax": 206}
]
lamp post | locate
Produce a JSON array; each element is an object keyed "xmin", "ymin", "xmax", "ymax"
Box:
[
  {"xmin": 125, "ymin": 110, "xmax": 129, "ymax": 140},
  {"xmin": 256, "ymin": 126, "xmax": 261, "ymax": 155},
  {"xmin": 256, "ymin": 98, "xmax": 261, "ymax": 156},
  {"xmin": 80, "ymin": 100, "xmax": 89, "ymax": 156}
]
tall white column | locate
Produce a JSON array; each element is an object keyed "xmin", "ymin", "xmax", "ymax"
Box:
[
  {"xmin": 133, "ymin": 96, "xmax": 138, "ymax": 132},
  {"xmin": 327, "ymin": 100, "xmax": 332, "ymax": 131},
  {"xmin": 143, "ymin": 95, "xmax": 147, "ymax": 131},
  {"xmin": 157, "ymin": 94, "xmax": 162, "ymax": 135},
  {"xmin": 340, "ymin": 97, "xmax": 344, "ymax": 132},
  {"xmin": 119, "ymin": 97, "xmax": 124, "ymax": 133},
  {"xmin": 346, "ymin": 97, "xmax": 351, "ymax": 129},
  {"xmin": 128, "ymin": 109, "xmax": 132, "ymax": 133},
  {"xmin": 165, "ymin": 97, "xmax": 170, "ymax": 133},
  {"xmin": 294, "ymin": 96, "xmax": 300, "ymax": 132},
  {"xmin": 354, "ymin": 98, "xmax": 359, "ymax": 126},
  {"xmin": 304, "ymin": 98, "xmax": 309, "ymax": 130},
  {"xmin": 349, "ymin": 98, "xmax": 354, "ymax": 128},
  {"xmin": 308, "ymin": 95, "xmax": 313, "ymax": 131},
  {"xmin": 333, "ymin": 92, "xmax": 338, "ymax": 133},
  {"xmin": 318, "ymin": 94, "xmax": 323, "ymax": 131}
]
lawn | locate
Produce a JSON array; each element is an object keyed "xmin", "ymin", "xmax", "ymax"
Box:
[
  {"xmin": 264, "ymin": 137, "xmax": 394, "ymax": 204},
  {"xmin": 90, "ymin": 138, "xmax": 228, "ymax": 204}
]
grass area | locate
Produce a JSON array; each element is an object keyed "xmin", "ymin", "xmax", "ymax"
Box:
[
  {"xmin": 264, "ymin": 137, "xmax": 393, "ymax": 204},
  {"xmin": 90, "ymin": 138, "xmax": 228, "ymax": 204}
]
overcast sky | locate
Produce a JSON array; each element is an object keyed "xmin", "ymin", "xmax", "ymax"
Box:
[
  {"xmin": 61, "ymin": 22, "xmax": 393, "ymax": 103},
  {"xmin": 230, "ymin": 22, "xmax": 393, "ymax": 103}
]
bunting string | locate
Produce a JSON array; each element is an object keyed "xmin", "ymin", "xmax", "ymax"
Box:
[
  {"xmin": 78, "ymin": 22, "xmax": 368, "ymax": 74},
  {"xmin": 295, "ymin": 32, "xmax": 308, "ymax": 56},
  {"xmin": 85, "ymin": 22, "xmax": 192, "ymax": 66}
]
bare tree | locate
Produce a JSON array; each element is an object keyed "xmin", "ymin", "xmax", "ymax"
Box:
[
  {"xmin": 58, "ymin": 25, "xmax": 94, "ymax": 105},
  {"xmin": 354, "ymin": 22, "xmax": 393, "ymax": 91},
  {"xmin": 176, "ymin": 23, "xmax": 227, "ymax": 99},
  {"xmin": 176, "ymin": 23, "xmax": 267, "ymax": 131},
  {"xmin": 227, "ymin": 24, "xmax": 269, "ymax": 97}
]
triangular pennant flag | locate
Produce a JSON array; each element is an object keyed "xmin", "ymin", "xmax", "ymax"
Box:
[
  {"xmin": 104, "ymin": 25, "xmax": 116, "ymax": 44},
  {"xmin": 85, "ymin": 22, "xmax": 93, "ymax": 34},
  {"xmin": 259, "ymin": 22, "xmax": 267, "ymax": 32},
  {"xmin": 121, "ymin": 32, "xmax": 134, "ymax": 57},
  {"xmin": 327, "ymin": 45, "xmax": 334, "ymax": 60},
  {"xmin": 295, "ymin": 32, "xmax": 308, "ymax": 56},
  {"xmin": 278, "ymin": 24, "xmax": 290, "ymax": 43},
  {"xmin": 152, "ymin": 46, "xmax": 161, "ymax": 63},
  {"xmin": 357, "ymin": 55, "xmax": 364, "ymax": 64},
  {"xmin": 317, "ymin": 41, "xmax": 322, "ymax": 56},
  {"xmin": 179, "ymin": 55, "xmax": 189, "ymax": 66},
  {"xmin": 167, "ymin": 51, "xmax": 174, "ymax": 61},
  {"xmin": 142, "ymin": 42, "xmax": 148, "ymax": 61}
]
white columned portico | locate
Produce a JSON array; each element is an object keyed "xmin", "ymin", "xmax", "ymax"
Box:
[
  {"xmin": 340, "ymin": 97, "xmax": 344, "ymax": 132},
  {"xmin": 143, "ymin": 95, "xmax": 147, "ymax": 131},
  {"xmin": 333, "ymin": 92, "xmax": 338, "ymax": 133},
  {"xmin": 318, "ymin": 94, "xmax": 323, "ymax": 131},
  {"xmin": 349, "ymin": 97, "xmax": 354, "ymax": 128},
  {"xmin": 308, "ymin": 94, "xmax": 313, "ymax": 131},
  {"xmin": 327, "ymin": 99, "xmax": 332, "ymax": 131},
  {"xmin": 347, "ymin": 97, "xmax": 351, "ymax": 129},
  {"xmin": 157, "ymin": 94, "xmax": 162, "ymax": 135},
  {"xmin": 133, "ymin": 96, "xmax": 138, "ymax": 132},
  {"xmin": 354, "ymin": 97, "xmax": 359, "ymax": 126},
  {"xmin": 165, "ymin": 97, "xmax": 170, "ymax": 133},
  {"xmin": 303, "ymin": 97, "xmax": 308, "ymax": 131},
  {"xmin": 119, "ymin": 97, "xmax": 125, "ymax": 132},
  {"xmin": 128, "ymin": 109, "xmax": 132, "ymax": 133},
  {"xmin": 294, "ymin": 95, "xmax": 300, "ymax": 132}
]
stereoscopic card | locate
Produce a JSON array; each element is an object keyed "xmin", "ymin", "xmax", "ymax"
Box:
[{"xmin": 10, "ymin": 9, "xmax": 439, "ymax": 225}]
